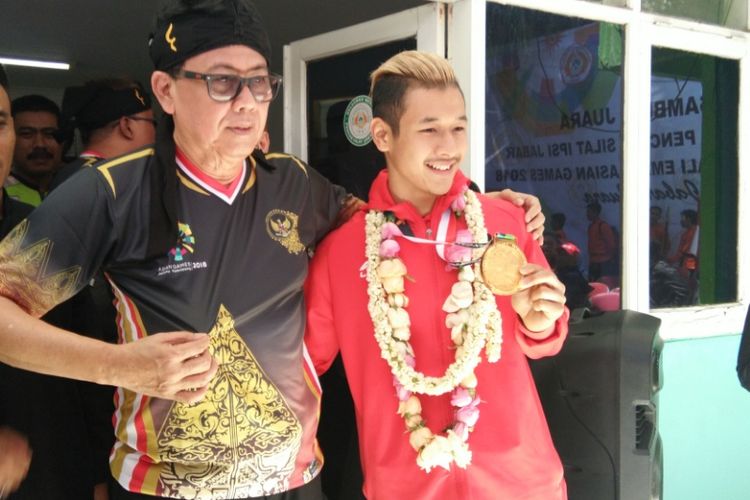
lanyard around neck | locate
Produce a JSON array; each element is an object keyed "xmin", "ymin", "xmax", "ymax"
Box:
[{"xmin": 394, "ymin": 209, "xmax": 453, "ymax": 261}]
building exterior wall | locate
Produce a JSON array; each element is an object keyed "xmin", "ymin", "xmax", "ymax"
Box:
[{"xmin": 660, "ymin": 334, "xmax": 750, "ymax": 500}]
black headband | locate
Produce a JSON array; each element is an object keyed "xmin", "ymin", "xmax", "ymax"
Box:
[
  {"xmin": 62, "ymin": 85, "xmax": 151, "ymax": 132},
  {"xmin": 149, "ymin": 0, "xmax": 271, "ymax": 71}
]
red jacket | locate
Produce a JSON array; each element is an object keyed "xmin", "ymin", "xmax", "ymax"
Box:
[
  {"xmin": 305, "ymin": 170, "xmax": 568, "ymax": 500},
  {"xmin": 587, "ymin": 217, "xmax": 616, "ymax": 264},
  {"xmin": 667, "ymin": 224, "xmax": 697, "ymax": 267}
]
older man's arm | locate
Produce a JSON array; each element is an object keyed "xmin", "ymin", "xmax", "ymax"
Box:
[
  {"xmin": 0, "ymin": 296, "xmax": 217, "ymax": 403},
  {"xmin": 484, "ymin": 188, "xmax": 545, "ymax": 243}
]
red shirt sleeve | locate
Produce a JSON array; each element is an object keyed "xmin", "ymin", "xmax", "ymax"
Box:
[
  {"xmin": 303, "ymin": 238, "xmax": 341, "ymax": 375},
  {"xmin": 515, "ymin": 307, "xmax": 570, "ymax": 359},
  {"xmin": 512, "ymin": 204, "xmax": 570, "ymax": 359}
]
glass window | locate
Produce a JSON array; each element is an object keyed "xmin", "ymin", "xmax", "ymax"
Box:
[
  {"xmin": 649, "ymin": 48, "xmax": 738, "ymax": 308},
  {"xmin": 485, "ymin": 4, "xmax": 625, "ymax": 312},
  {"xmin": 642, "ymin": 0, "xmax": 747, "ymax": 30},
  {"xmin": 581, "ymin": 0, "xmax": 627, "ymax": 5}
]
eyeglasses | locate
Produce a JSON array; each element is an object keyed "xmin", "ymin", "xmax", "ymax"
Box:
[
  {"xmin": 177, "ymin": 70, "xmax": 283, "ymax": 103},
  {"xmin": 127, "ymin": 116, "xmax": 157, "ymax": 126}
]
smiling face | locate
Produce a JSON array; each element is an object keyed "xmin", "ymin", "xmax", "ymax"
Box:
[
  {"xmin": 372, "ymin": 85, "xmax": 467, "ymax": 215},
  {"xmin": 152, "ymin": 44, "xmax": 270, "ymax": 183}
]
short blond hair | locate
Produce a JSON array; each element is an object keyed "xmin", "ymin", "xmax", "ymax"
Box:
[{"xmin": 370, "ymin": 51, "xmax": 461, "ymax": 135}]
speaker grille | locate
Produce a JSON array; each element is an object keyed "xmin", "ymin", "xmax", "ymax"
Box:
[{"xmin": 635, "ymin": 402, "xmax": 656, "ymax": 452}]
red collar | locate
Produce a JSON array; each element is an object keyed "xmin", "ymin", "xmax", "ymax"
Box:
[
  {"xmin": 80, "ymin": 150, "xmax": 105, "ymax": 160},
  {"xmin": 175, "ymin": 148, "xmax": 244, "ymax": 197},
  {"xmin": 366, "ymin": 168, "xmax": 470, "ymax": 225}
]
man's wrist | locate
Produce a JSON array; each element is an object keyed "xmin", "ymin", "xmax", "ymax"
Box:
[
  {"xmin": 96, "ymin": 342, "xmax": 123, "ymax": 387},
  {"xmin": 518, "ymin": 318, "xmax": 555, "ymax": 340}
]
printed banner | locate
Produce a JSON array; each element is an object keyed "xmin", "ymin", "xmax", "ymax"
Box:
[{"xmin": 484, "ymin": 23, "xmax": 702, "ymax": 273}]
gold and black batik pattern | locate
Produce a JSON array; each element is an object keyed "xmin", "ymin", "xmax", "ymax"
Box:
[
  {"xmin": 0, "ymin": 220, "xmax": 81, "ymax": 317},
  {"xmin": 157, "ymin": 305, "xmax": 303, "ymax": 499}
]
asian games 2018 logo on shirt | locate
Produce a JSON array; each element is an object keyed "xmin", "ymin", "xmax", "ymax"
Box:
[
  {"xmin": 158, "ymin": 222, "xmax": 209, "ymax": 276},
  {"xmin": 170, "ymin": 222, "xmax": 195, "ymax": 262}
]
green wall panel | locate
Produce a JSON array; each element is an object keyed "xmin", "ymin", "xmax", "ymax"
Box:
[{"xmin": 660, "ymin": 334, "xmax": 750, "ymax": 500}]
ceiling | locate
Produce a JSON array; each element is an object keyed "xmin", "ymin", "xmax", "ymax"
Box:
[{"xmin": 0, "ymin": 0, "xmax": 429, "ymax": 97}]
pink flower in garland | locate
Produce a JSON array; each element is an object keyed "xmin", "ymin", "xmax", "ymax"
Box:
[
  {"xmin": 381, "ymin": 222, "xmax": 403, "ymax": 240},
  {"xmin": 404, "ymin": 353, "xmax": 416, "ymax": 368},
  {"xmin": 445, "ymin": 229, "xmax": 473, "ymax": 264},
  {"xmin": 393, "ymin": 378, "xmax": 412, "ymax": 402},
  {"xmin": 456, "ymin": 397, "xmax": 481, "ymax": 427},
  {"xmin": 451, "ymin": 187, "xmax": 468, "ymax": 214},
  {"xmin": 451, "ymin": 386, "xmax": 473, "ymax": 407},
  {"xmin": 379, "ymin": 239, "xmax": 401, "ymax": 258},
  {"xmin": 453, "ymin": 422, "xmax": 469, "ymax": 441}
]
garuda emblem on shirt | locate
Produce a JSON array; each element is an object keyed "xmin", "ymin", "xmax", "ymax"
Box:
[{"xmin": 265, "ymin": 209, "xmax": 305, "ymax": 255}]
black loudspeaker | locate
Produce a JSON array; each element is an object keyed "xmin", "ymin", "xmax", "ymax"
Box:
[{"xmin": 530, "ymin": 309, "xmax": 664, "ymax": 500}]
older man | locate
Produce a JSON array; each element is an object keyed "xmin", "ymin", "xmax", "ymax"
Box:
[
  {"xmin": 0, "ymin": 0, "xmax": 345, "ymax": 497},
  {"xmin": 0, "ymin": 63, "xmax": 34, "ymax": 500}
]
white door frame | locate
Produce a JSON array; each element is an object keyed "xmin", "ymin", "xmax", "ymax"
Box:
[{"xmin": 283, "ymin": 3, "xmax": 446, "ymax": 162}]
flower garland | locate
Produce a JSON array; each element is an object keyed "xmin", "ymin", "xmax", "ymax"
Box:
[{"xmin": 365, "ymin": 187, "xmax": 503, "ymax": 472}]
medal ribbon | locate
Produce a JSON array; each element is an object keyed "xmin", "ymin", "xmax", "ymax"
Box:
[
  {"xmin": 391, "ymin": 209, "xmax": 492, "ymax": 264},
  {"xmin": 393, "ymin": 209, "xmax": 453, "ymax": 261}
]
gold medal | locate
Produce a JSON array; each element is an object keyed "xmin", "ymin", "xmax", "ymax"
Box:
[{"xmin": 480, "ymin": 233, "xmax": 526, "ymax": 295}]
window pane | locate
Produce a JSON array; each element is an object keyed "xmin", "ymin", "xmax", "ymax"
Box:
[
  {"xmin": 580, "ymin": 0, "xmax": 627, "ymax": 5},
  {"xmin": 485, "ymin": 4, "xmax": 624, "ymax": 312},
  {"xmin": 649, "ymin": 48, "xmax": 738, "ymax": 308},
  {"xmin": 642, "ymin": 0, "xmax": 747, "ymax": 30}
]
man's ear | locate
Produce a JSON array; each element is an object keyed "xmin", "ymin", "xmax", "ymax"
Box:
[
  {"xmin": 370, "ymin": 117, "xmax": 392, "ymax": 153},
  {"xmin": 151, "ymin": 71, "xmax": 176, "ymax": 115},
  {"xmin": 118, "ymin": 116, "xmax": 135, "ymax": 140}
]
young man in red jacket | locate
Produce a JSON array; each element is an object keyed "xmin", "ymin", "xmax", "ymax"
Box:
[{"xmin": 305, "ymin": 51, "xmax": 569, "ymax": 500}]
